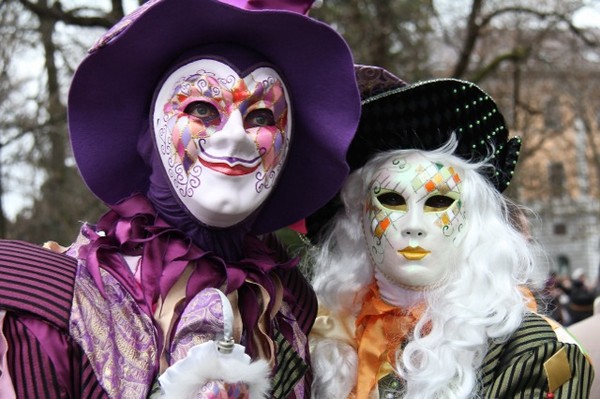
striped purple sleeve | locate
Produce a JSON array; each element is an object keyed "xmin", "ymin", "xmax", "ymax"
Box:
[
  {"xmin": 0, "ymin": 240, "xmax": 108, "ymax": 398},
  {"xmin": 277, "ymin": 266, "xmax": 318, "ymax": 336},
  {"xmin": 0, "ymin": 240, "xmax": 76, "ymax": 328}
]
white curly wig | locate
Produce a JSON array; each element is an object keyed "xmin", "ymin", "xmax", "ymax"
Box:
[{"xmin": 310, "ymin": 140, "xmax": 535, "ymax": 399}]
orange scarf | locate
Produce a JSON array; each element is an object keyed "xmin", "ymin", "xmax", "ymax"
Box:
[{"xmin": 354, "ymin": 283, "xmax": 425, "ymax": 398}]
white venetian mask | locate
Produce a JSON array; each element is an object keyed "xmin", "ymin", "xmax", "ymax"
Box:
[
  {"xmin": 153, "ymin": 59, "xmax": 292, "ymax": 227},
  {"xmin": 362, "ymin": 152, "xmax": 467, "ymax": 289}
]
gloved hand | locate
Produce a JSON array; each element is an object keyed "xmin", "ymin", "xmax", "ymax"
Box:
[{"xmin": 159, "ymin": 288, "xmax": 270, "ymax": 399}]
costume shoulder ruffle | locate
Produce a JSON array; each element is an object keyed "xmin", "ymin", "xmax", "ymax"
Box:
[{"xmin": 0, "ymin": 239, "xmax": 77, "ymax": 330}]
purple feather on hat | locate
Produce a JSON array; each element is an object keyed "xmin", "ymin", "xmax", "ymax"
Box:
[{"xmin": 221, "ymin": 0, "xmax": 316, "ymax": 14}]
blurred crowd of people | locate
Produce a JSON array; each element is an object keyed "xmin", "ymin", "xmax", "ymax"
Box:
[{"xmin": 542, "ymin": 268, "xmax": 599, "ymax": 326}]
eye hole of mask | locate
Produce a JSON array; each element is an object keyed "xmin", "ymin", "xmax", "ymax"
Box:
[
  {"xmin": 244, "ymin": 108, "xmax": 275, "ymax": 128},
  {"xmin": 376, "ymin": 191, "xmax": 407, "ymax": 211},
  {"xmin": 424, "ymin": 195, "xmax": 456, "ymax": 212},
  {"xmin": 184, "ymin": 101, "xmax": 221, "ymax": 125}
]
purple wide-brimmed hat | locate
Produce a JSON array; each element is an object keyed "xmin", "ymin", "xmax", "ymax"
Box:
[{"xmin": 68, "ymin": 0, "xmax": 360, "ymax": 234}]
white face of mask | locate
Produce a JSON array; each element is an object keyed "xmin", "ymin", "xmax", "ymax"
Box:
[
  {"xmin": 362, "ymin": 153, "xmax": 467, "ymax": 289},
  {"xmin": 153, "ymin": 59, "xmax": 292, "ymax": 227}
]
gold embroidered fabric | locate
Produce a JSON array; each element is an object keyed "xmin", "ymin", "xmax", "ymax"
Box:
[{"xmin": 70, "ymin": 266, "xmax": 158, "ymax": 398}]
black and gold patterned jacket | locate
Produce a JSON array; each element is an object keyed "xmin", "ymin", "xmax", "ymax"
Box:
[
  {"xmin": 380, "ymin": 312, "xmax": 594, "ymax": 398},
  {"xmin": 480, "ymin": 312, "xmax": 593, "ymax": 398}
]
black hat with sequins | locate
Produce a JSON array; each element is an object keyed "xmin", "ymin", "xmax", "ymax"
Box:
[
  {"xmin": 305, "ymin": 65, "xmax": 521, "ymax": 241},
  {"xmin": 349, "ymin": 71, "xmax": 521, "ymax": 191}
]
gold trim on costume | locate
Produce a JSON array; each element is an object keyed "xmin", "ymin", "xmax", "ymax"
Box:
[
  {"xmin": 544, "ymin": 347, "xmax": 572, "ymax": 392},
  {"xmin": 155, "ymin": 263, "xmax": 194, "ymax": 373}
]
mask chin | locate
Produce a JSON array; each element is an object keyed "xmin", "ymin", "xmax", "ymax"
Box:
[
  {"xmin": 178, "ymin": 168, "xmax": 266, "ymax": 228},
  {"xmin": 146, "ymin": 150, "xmax": 258, "ymax": 260}
]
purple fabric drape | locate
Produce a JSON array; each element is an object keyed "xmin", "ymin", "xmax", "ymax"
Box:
[{"xmin": 80, "ymin": 194, "xmax": 298, "ymax": 355}]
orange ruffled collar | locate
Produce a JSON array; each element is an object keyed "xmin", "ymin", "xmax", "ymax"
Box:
[{"xmin": 354, "ymin": 283, "xmax": 425, "ymax": 398}]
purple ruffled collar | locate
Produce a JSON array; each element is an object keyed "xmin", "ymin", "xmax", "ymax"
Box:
[{"xmin": 79, "ymin": 193, "xmax": 298, "ymax": 355}]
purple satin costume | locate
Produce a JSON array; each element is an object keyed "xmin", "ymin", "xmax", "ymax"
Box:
[{"xmin": 0, "ymin": 195, "xmax": 316, "ymax": 398}]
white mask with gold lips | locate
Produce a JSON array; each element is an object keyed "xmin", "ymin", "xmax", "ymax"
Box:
[{"xmin": 362, "ymin": 152, "xmax": 467, "ymax": 290}]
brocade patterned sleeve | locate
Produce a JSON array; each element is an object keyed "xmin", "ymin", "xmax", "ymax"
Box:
[{"xmin": 481, "ymin": 312, "xmax": 594, "ymax": 398}]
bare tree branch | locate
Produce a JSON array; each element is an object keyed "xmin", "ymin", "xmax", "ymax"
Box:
[
  {"xmin": 469, "ymin": 47, "xmax": 530, "ymax": 83},
  {"xmin": 451, "ymin": 0, "xmax": 484, "ymax": 78},
  {"xmin": 17, "ymin": 0, "xmax": 121, "ymax": 28}
]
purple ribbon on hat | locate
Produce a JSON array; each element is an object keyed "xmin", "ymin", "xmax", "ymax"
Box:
[
  {"xmin": 220, "ymin": 0, "xmax": 315, "ymax": 14},
  {"xmin": 79, "ymin": 193, "xmax": 298, "ymax": 356}
]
